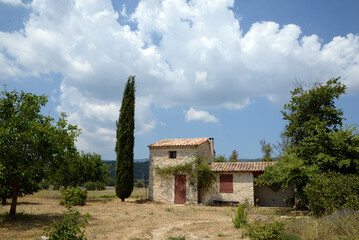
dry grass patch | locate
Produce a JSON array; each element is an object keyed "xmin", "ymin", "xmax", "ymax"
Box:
[{"xmin": 0, "ymin": 189, "xmax": 247, "ymax": 240}]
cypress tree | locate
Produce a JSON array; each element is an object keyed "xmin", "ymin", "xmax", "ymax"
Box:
[{"xmin": 115, "ymin": 76, "xmax": 135, "ymax": 202}]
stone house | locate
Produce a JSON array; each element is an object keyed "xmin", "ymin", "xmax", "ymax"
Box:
[{"xmin": 148, "ymin": 138, "xmax": 294, "ymax": 206}]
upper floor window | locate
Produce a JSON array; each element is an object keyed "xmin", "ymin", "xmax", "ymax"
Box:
[{"xmin": 169, "ymin": 151, "xmax": 177, "ymax": 159}]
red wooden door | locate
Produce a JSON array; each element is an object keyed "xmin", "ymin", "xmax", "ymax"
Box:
[{"xmin": 174, "ymin": 175, "xmax": 186, "ymax": 204}]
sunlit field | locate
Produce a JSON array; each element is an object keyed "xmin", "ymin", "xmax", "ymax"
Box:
[{"xmin": 1, "ymin": 188, "xmax": 358, "ymax": 239}]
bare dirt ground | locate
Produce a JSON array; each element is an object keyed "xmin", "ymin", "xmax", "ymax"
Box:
[{"xmin": 0, "ymin": 190, "xmax": 251, "ymax": 240}]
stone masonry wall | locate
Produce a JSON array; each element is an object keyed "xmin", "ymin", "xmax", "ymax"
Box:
[
  {"xmin": 148, "ymin": 141, "xmax": 212, "ymax": 203},
  {"xmin": 200, "ymin": 172, "xmax": 254, "ymax": 205}
]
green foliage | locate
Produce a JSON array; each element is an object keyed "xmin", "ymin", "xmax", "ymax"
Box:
[
  {"xmin": 61, "ymin": 187, "xmax": 87, "ymax": 206},
  {"xmin": 134, "ymin": 180, "xmax": 144, "ymax": 188},
  {"xmin": 215, "ymin": 154, "xmax": 227, "ymax": 162},
  {"xmin": 105, "ymin": 160, "xmax": 149, "ymax": 186},
  {"xmin": 155, "ymin": 162, "xmax": 193, "ymax": 176},
  {"xmin": 195, "ymin": 157, "xmax": 217, "ymax": 191},
  {"xmin": 260, "ymin": 139, "xmax": 274, "ymax": 162},
  {"xmin": 229, "ymin": 149, "xmax": 239, "ymax": 162},
  {"xmin": 244, "ymin": 221, "xmax": 285, "ymax": 240},
  {"xmin": 84, "ymin": 181, "xmax": 106, "ymax": 191},
  {"xmin": 232, "ymin": 202, "xmax": 248, "ymax": 228},
  {"xmin": 40, "ymin": 180, "xmax": 51, "ymax": 190},
  {"xmin": 53, "ymin": 152, "xmax": 109, "ymax": 189},
  {"xmin": 168, "ymin": 236, "xmax": 186, "ymax": 240},
  {"xmin": 304, "ymin": 172, "xmax": 359, "ymax": 216},
  {"xmin": 44, "ymin": 206, "xmax": 90, "ymax": 240},
  {"xmin": 115, "ymin": 76, "xmax": 136, "ymax": 202},
  {"xmin": 0, "ymin": 88, "xmax": 80, "ymax": 215},
  {"xmin": 155, "ymin": 156, "xmax": 216, "ymax": 192},
  {"xmin": 256, "ymin": 78, "xmax": 359, "ymax": 202}
]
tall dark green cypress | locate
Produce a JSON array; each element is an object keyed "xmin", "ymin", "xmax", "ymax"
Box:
[{"xmin": 115, "ymin": 76, "xmax": 135, "ymax": 202}]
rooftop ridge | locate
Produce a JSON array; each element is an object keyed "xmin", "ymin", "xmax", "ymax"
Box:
[{"xmin": 211, "ymin": 161, "xmax": 275, "ymax": 172}]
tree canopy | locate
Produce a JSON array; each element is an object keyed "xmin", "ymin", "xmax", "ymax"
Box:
[
  {"xmin": 256, "ymin": 78, "xmax": 359, "ymax": 201},
  {"xmin": 115, "ymin": 76, "xmax": 136, "ymax": 202},
  {"xmin": 52, "ymin": 151, "xmax": 109, "ymax": 189},
  {"xmin": 0, "ymin": 88, "xmax": 80, "ymax": 215}
]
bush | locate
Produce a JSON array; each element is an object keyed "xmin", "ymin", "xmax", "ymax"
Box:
[
  {"xmin": 40, "ymin": 180, "xmax": 50, "ymax": 190},
  {"xmin": 304, "ymin": 172, "xmax": 359, "ymax": 216},
  {"xmin": 61, "ymin": 187, "xmax": 87, "ymax": 206},
  {"xmin": 84, "ymin": 181, "xmax": 106, "ymax": 191},
  {"xmin": 244, "ymin": 221, "xmax": 285, "ymax": 240},
  {"xmin": 232, "ymin": 202, "xmax": 248, "ymax": 228},
  {"xmin": 134, "ymin": 180, "xmax": 144, "ymax": 188},
  {"xmin": 44, "ymin": 206, "xmax": 90, "ymax": 240}
]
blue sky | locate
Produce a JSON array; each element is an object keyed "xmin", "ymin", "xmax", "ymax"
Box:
[{"xmin": 1, "ymin": 0, "xmax": 358, "ymax": 160}]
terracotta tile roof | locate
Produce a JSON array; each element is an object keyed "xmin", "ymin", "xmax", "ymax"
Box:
[
  {"xmin": 211, "ymin": 162, "xmax": 275, "ymax": 172},
  {"xmin": 148, "ymin": 138, "xmax": 209, "ymax": 149}
]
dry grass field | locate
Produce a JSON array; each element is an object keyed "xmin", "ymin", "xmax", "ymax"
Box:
[
  {"xmin": 1, "ymin": 188, "xmax": 357, "ymax": 240},
  {"xmin": 0, "ymin": 188, "xmax": 252, "ymax": 240}
]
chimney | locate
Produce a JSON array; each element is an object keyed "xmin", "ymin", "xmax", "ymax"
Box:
[{"xmin": 208, "ymin": 138, "xmax": 215, "ymax": 162}]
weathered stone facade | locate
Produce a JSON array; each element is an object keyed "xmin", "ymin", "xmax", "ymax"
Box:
[
  {"xmin": 148, "ymin": 138, "xmax": 294, "ymax": 206},
  {"xmin": 148, "ymin": 138, "xmax": 214, "ymax": 204},
  {"xmin": 200, "ymin": 172, "xmax": 254, "ymax": 205}
]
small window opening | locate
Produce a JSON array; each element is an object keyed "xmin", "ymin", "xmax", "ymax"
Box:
[{"xmin": 169, "ymin": 151, "xmax": 177, "ymax": 159}]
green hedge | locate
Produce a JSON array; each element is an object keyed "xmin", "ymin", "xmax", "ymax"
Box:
[
  {"xmin": 61, "ymin": 187, "xmax": 87, "ymax": 206},
  {"xmin": 304, "ymin": 172, "xmax": 359, "ymax": 216},
  {"xmin": 84, "ymin": 181, "xmax": 106, "ymax": 191}
]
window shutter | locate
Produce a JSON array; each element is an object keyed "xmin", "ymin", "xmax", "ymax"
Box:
[{"xmin": 220, "ymin": 174, "xmax": 233, "ymax": 193}]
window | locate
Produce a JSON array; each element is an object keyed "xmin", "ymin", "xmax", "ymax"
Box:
[
  {"xmin": 220, "ymin": 174, "xmax": 233, "ymax": 193},
  {"xmin": 169, "ymin": 151, "xmax": 177, "ymax": 159}
]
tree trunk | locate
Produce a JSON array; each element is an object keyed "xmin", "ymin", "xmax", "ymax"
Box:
[
  {"xmin": 10, "ymin": 183, "xmax": 20, "ymax": 216},
  {"xmin": 121, "ymin": 198, "xmax": 125, "ymax": 202},
  {"xmin": 1, "ymin": 198, "xmax": 6, "ymax": 205}
]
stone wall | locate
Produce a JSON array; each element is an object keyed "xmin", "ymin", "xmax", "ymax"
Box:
[
  {"xmin": 200, "ymin": 172, "xmax": 254, "ymax": 205},
  {"xmin": 148, "ymin": 141, "xmax": 213, "ymax": 203}
]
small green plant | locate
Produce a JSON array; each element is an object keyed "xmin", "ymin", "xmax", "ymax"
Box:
[
  {"xmin": 168, "ymin": 236, "xmax": 185, "ymax": 240},
  {"xmin": 84, "ymin": 181, "xmax": 106, "ymax": 191},
  {"xmin": 40, "ymin": 180, "xmax": 51, "ymax": 190},
  {"xmin": 165, "ymin": 207, "xmax": 174, "ymax": 212},
  {"xmin": 232, "ymin": 202, "xmax": 248, "ymax": 228},
  {"xmin": 44, "ymin": 206, "xmax": 90, "ymax": 240},
  {"xmin": 244, "ymin": 221, "xmax": 285, "ymax": 240},
  {"xmin": 61, "ymin": 187, "xmax": 87, "ymax": 206}
]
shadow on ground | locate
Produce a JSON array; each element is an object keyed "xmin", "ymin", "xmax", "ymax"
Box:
[{"xmin": 0, "ymin": 212, "xmax": 64, "ymax": 231}]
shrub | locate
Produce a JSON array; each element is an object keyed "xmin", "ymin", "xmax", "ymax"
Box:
[
  {"xmin": 134, "ymin": 180, "xmax": 144, "ymax": 188},
  {"xmin": 84, "ymin": 181, "xmax": 106, "ymax": 191},
  {"xmin": 232, "ymin": 202, "xmax": 248, "ymax": 228},
  {"xmin": 40, "ymin": 180, "xmax": 50, "ymax": 190},
  {"xmin": 244, "ymin": 221, "xmax": 285, "ymax": 240},
  {"xmin": 61, "ymin": 187, "xmax": 87, "ymax": 206},
  {"xmin": 304, "ymin": 172, "xmax": 359, "ymax": 216},
  {"xmin": 44, "ymin": 206, "xmax": 90, "ymax": 240}
]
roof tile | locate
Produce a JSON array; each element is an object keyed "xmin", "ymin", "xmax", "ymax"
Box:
[
  {"xmin": 211, "ymin": 162, "xmax": 275, "ymax": 172},
  {"xmin": 148, "ymin": 138, "xmax": 208, "ymax": 149}
]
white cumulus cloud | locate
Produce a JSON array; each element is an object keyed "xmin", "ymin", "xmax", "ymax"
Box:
[
  {"xmin": 0, "ymin": 0, "xmax": 358, "ymax": 157},
  {"xmin": 185, "ymin": 108, "xmax": 218, "ymax": 123}
]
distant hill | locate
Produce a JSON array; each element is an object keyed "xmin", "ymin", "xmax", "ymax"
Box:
[{"xmin": 105, "ymin": 160, "xmax": 149, "ymax": 186}]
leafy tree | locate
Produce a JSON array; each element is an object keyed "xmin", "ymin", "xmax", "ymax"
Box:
[
  {"xmin": 229, "ymin": 150, "xmax": 239, "ymax": 162},
  {"xmin": 215, "ymin": 154, "xmax": 227, "ymax": 162},
  {"xmin": 115, "ymin": 76, "xmax": 135, "ymax": 202},
  {"xmin": 260, "ymin": 139, "xmax": 273, "ymax": 162},
  {"xmin": 256, "ymin": 78, "xmax": 359, "ymax": 202},
  {"xmin": 53, "ymin": 152, "xmax": 109, "ymax": 188},
  {"xmin": 304, "ymin": 172, "xmax": 359, "ymax": 216},
  {"xmin": 0, "ymin": 89, "xmax": 80, "ymax": 215}
]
